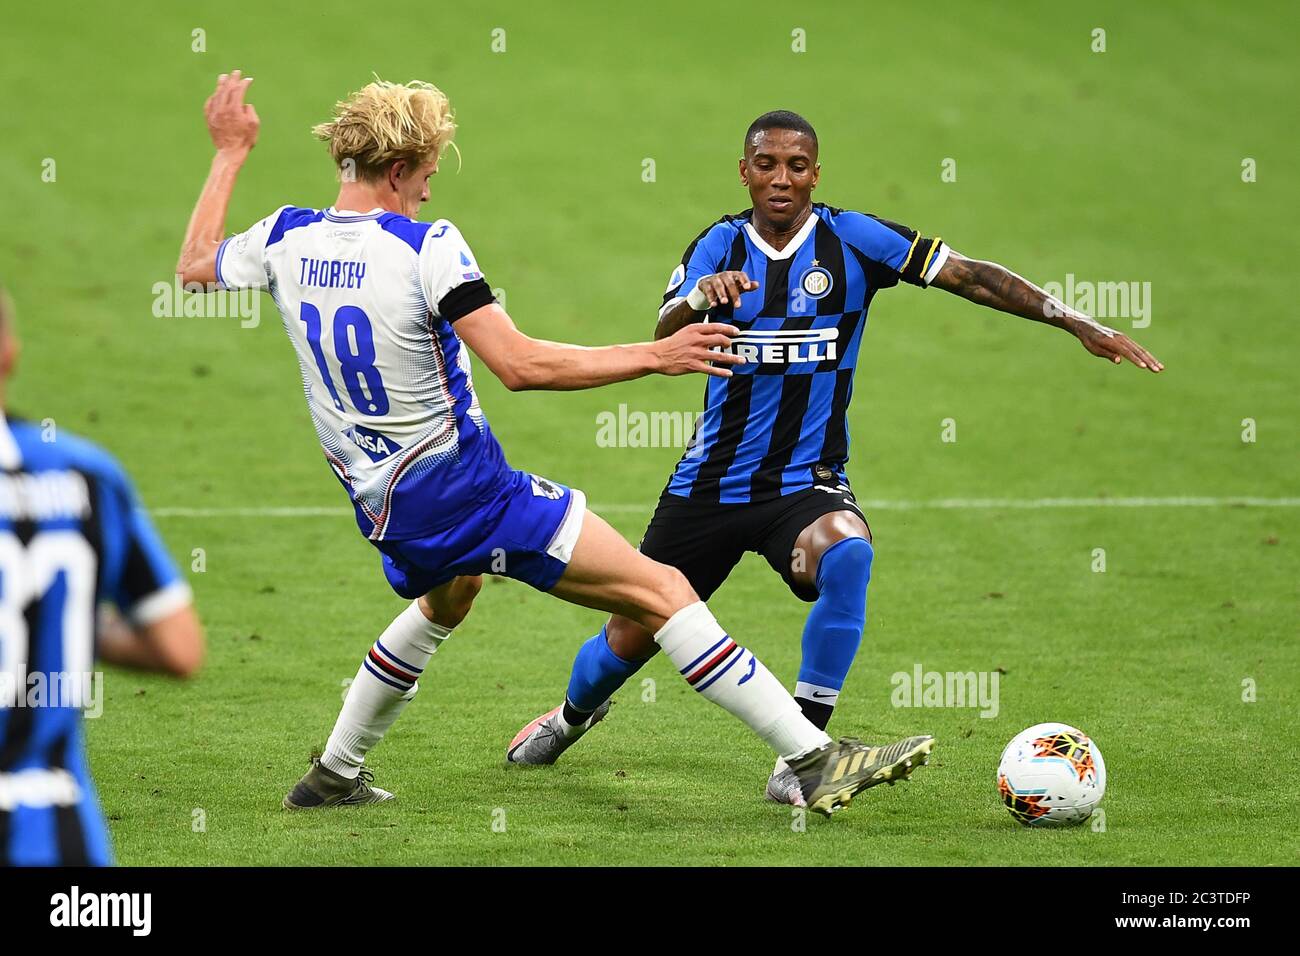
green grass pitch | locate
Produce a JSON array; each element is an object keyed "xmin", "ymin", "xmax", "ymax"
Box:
[{"xmin": 1, "ymin": 0, "xmax": 1296, "ymax": 865}]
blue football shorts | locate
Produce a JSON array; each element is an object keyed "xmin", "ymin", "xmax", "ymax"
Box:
[{"xmin": 373, "ymin": 469, "xmax": 586, "ymax": 598}]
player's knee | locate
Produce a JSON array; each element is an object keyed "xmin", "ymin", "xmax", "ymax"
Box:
[
  {"xmin": 422, "ymin": 575, "xmax": 482, "ymax": 628},
  {"xmin": 456, "ymin": 574, "xmax": 484, "ymax": 606},
  {"xmin": 656, "ymin": 564, "xmax": 698, "ymax": 616},
  {"xmin": 606, "ymin": 615, "xmax": 658, "ymax": 662},
  {"xmin": 815, "ymin": 536, "xmax": 873, "ymax": 602},
  {"xmin": 623, "ymin": 562, "xmax": 697, "ymax": 632},
  {"xmin": 447, "ymin": 575, "xmax": 483, "ymax": 622}
]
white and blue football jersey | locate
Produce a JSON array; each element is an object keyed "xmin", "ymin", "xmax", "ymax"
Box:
[{"xmin": 217, "ymin": 207, "xmax": 508, "ymax": 540}]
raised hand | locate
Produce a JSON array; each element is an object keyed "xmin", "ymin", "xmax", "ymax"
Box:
[
  {"xmin": 205, "ymin": 69, "xmax": 260, "ymax": 156},
  {"xmin": 693, "ymin": 271, "xmax": 759, "ymax": 308}
]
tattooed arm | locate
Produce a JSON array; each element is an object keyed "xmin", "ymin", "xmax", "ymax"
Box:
[{"xmin": 930, "ymin": 250, "xmax": 1163, "ymax": 372}]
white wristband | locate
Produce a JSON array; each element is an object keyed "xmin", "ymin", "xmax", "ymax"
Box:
[{"xmin": 686, "ymin": 285, "xmax": 711, "ymax": 312}]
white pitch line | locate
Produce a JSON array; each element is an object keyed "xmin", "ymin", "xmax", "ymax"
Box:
[
  {"xmin": 151, "ymin": 506, "xmax": 354, "ymax": 517},
  {"xmin": 149, "ymin": 496, "xmax": 1300, "ymax": 518},
  {"xmin": 857, "ymin": 496, "xmax": 1300, "ymax": 510}
]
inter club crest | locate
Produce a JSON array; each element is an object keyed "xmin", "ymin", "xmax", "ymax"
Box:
[{"xmin": 799, "ymin": 265, "xmax": 833, "ymax": 300}]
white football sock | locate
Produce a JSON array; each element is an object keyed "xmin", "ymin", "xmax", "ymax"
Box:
[
  {"xmin": 555, "ymin": 708, "xmax": 585, "ymax": 740},
  {"xmin": 655, "ymin": 602, "xmax": 830, "ymax": 760},
  {"xmin": 321, "ymin": 601, "xmax": 451, "ymax": 779}
]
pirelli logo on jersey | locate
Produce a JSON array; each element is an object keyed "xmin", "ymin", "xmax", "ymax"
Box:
[{"xmin": 719, "ymin": 327, "xmax": 839, "ymax": 366}]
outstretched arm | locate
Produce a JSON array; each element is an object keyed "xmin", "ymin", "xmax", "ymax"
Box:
[
  {"xmin": 177, "ymin": 71, "xmax": 260, "ymax": 285},
  {"xmin": 454, "ymin": 303, "xmax": 744, "ymax": 391},
  {"xmin": 930, "ymin": 249, "xmax": 1163, "ymax": 372}
]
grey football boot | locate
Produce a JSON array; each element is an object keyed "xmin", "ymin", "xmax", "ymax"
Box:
[
  {"xmin": 506, "ymin": 700, "xmax": 611, "ymax": 765},
  {"xmin": 282, "ymin": 757, "xmax": 395, "ymax": 810},
  {"xmin": 765, "ymin": 764, "xmax": 807, "ymax": 807},
  {"xmin": 787, "ymin": 735, "xmax": 935, "ymax": 816}
]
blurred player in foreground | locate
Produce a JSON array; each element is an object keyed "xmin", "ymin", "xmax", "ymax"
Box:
[
  {"xmin": 510, "ymin": 110, "xmax": 1162, "ymax": 805},
  {"xmin": 0, "ymin": 286, "xmax": 204, "ymax": 865},
  {"xmin": 177, "ymin": 73, "xmax": 935, "ymax": 817}
]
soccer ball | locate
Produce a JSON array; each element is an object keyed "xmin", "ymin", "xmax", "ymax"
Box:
[{"xmin": 996, "ymin": 722, "xmax": 1106, "ymax": 827}]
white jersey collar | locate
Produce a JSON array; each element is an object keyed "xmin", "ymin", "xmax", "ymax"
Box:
[
  {"xmin": 743, "ymin": 210, "xmax": 819, "ymax": 261},
  {"xmin": 324, "ymin": 207, "xmax": 385, "ymax": 222}
]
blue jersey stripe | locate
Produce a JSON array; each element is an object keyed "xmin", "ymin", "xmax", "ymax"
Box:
[
  {"xmin": 682, "ymin": 375, "xmax": 753, "ymax": 499},
  {"xmin": 266, "ymin": 207, "xmax": 326, "ymax": 248},
  {"xmin": 378, "ymin": 214, "xmax": 434, "ymax": 254},
  {"xmin": 751, "ymin": 374, "xmax": 815, "ymax": 500},
  {"xmin": 816, "ymin": 368, "xmax": 855, "ymax": 469},
  {"xmin": 719, "ymin": 374, "xmax": 785, "ymax": 502},
  {"xmin": 670, "ymin": 363, "xmax": 731, "ymax": 493},
  {"xmin": 780, "ymin": 372, "xmax": 841, "ymax": 494},
  {"xmin": 6, "ymin": 802, "xmax": 56, "ymax": 865}
]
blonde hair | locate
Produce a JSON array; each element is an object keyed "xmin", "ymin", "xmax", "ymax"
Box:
[{"xmin": 312, "ymin": 79, "xmax": 457, "ymax": 181}]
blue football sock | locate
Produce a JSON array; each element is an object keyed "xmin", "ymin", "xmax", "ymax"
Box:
[
  {"xmin": 564, "ymin": 626, "xmax": 646, "ymax": 716},
  {"xmin": 794, "ymin": 537, "xmax": 872, "ymax": 727}
]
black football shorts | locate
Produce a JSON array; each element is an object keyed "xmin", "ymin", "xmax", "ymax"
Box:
[{"xmin": 637, "ymin": 479, "xmax": 868, "ymax": 603}]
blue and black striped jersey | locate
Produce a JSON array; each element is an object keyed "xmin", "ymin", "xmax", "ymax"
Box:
[
  {"xmin": 0, "ymin": 414, "xmax": 187, "ymax": 865},
  {"xmin": 661, "ymin": 203, "xmax": 946, "ymax": 503}
]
